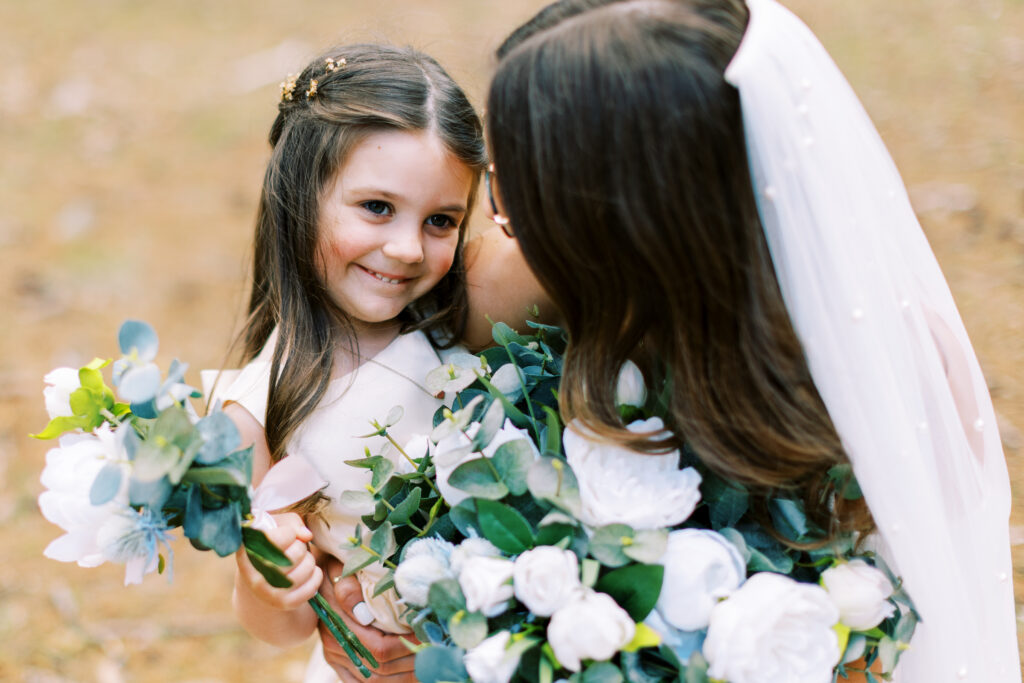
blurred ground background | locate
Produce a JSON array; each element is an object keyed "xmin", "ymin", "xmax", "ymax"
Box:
[{"xmin": 0, "ymin": 0, "xmax": 1021, "ymax": 681}]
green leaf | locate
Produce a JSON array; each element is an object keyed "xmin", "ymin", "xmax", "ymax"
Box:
[
  {"xmin": 30, "ymin": 415, "xmax": 88, "ymax": 440},
  {"xmin": 371, "ymin": 458, "xmax": 395, "ymax": 490},
  {"xmin": 589, "ymin": 524, "xmax": 634, "ymax": 567},
  {"xmin": 241, "ymin": 527, "xmax": 291, "ymax": 567},
  {"xmin": 449, "ymin": 499, "xmax": 483, "ymax": 537},
  {"xmin": 717, "ymin": 527, "xmax": 752, "ymax": 564},
  {"xmin": 582, "ymin": 662, "xmax": 623, "ymax": 683},
  {"xmin": 769, "ymin": 498, "xmax": 809, "ymax": 541},
  {"xmin": 388, "ymin": 487, "xmax": 422, "ymax": 525},
  {"xmin": 427, "ymin": 578, "xmax": 467, "ymax": 622},
  {"xmin": 472, "ymin": 399, "xmax": 506, "ymax": 451},
  {"xmin": 195, "ymin": 411, "xmax": 242, "ymax": 465},
  {"xmin": 341, "ymin": 548, "xmax": 378, "ymax": 577},
  {"xmin": 372, "ymin": 570, "xmax": 396, "ymax": 598},
  {"xmin": 197, "ymin": 501, "xmax": 243, "ymax": 557},
  {"xmin": 595, "ymin": 564, "xmax": 664, "ymax": 622},
  {"xmin": 747, "ymin": 544, "xmax": 794, "ymax": 574},
  {"xmin": 893, "ymin": 607, "xmax": 918, "ymax": 643},
  {"xmin": 181, "ymin": 466, "xmax": 248, "ymax": 487},
  {"xmin": 491, "ymin": 321, "xmax": 528, "ymax": 347},
  {"xmin": 527, "ymin": 456, "xmax": 582, "ymax": 516},
  {"xmin": 492, "ymin": 440, "xmax": 534, "ymax": 495},
  {"xmin": 683, "ymin": 652, "xmax": 710, "ymax": 683},
  {"xmin": 414, "ymin": 645, "xmax": 468, "ymax": 683},
  {"xmin": 89, "ymin": 462, "xmax": 123, "ymax": 505},
  {"xmin": 704, "ymin": 479, "xmax": 748, "ymax": 529},
  {"xmin": 245, "ymin": 548, "xmax": 292, "ymax": 588},
  {"xmin": 340, "ymin": 490, "xmax": 375, "ymax": 510},
  {"xmin": 622, "ymin": 528, "xmax": 669, "ymax": 565},
  {"xmin": 448, "ymin": 458, "xmax": 509, "ymax": 500},
  {"xmin": 383, "ymin": 405, "xmax": 404, "ymax": 427},
  {"xmin": 542, "ymin": 406, "xmax": 562, "ymax": 456},
  {"xmin": 132, "ymin": 438, "xmax": 180, "ymax": 483},
  {"xmin": 877, "ymin": 635, "xmax": 899, "ymax": 674},
  {"xmin": 448, "ymin": 610, "xmax": 488, "ymax": 650},
  {"xmin": 476, "ymin": 499, "xmax": 534, "ymax": 554},
  {"xmin": 119, "ymin": 319, "xmax": 159, "ymax": 360},
  {"xmin": 369, "ymin": 522, "xmax": 396, "ymax": 559}
]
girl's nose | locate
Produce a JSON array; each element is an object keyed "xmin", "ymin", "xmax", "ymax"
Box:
[{"xmin": 381, "ymin": 225, "xmax": 424, "ymax": 264}]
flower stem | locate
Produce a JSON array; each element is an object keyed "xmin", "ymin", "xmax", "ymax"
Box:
[
  {"xmin": 309, "ymin": 594, "xmax": 378, "ymax": 677},
  {"xmin": 382, "ymin": 432, "xmax": 441, "ymax": 498}
]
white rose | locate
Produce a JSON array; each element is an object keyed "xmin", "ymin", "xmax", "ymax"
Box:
[
  {"xmin": 547, "ymin": 591, "xmax": 635, "ymax": 672},
  {"xmin": 436, "ymin": 419, "xmax": 540, "ymax": 507},
  {"xmin": 394, "ymin": 553, "xmax": 453, "ymax": 607},
  {"xmin": 563, "ymin": 418, "xmax": 701, "ymax": 529},
  {"xmin": 513, "ymin": 546, "xmax": 584, "ymax": 616},
  {"xmin": 458, "ymin": 555, "xmax": 515, "ymax": 617},
  {"xmin": 615, "ymin": 360, "xmax": 647, "ymax": 408},
  {"xmin": 657, "ymin": 529, "xmax": 746, "ymax": 631},
  {"xmin": 465, "ymin": 631, "xmax": 521, "ymax": 683},
  {"xmin": 704, "ymin": 572, "xmax": 840, "ymax": 683},
  {"xmin": 821, "ymin": 559, "xmax": 896, "ymax": 630},
  {"xmin": 38, "ymin": 425, "xmax": 131, "ymax": 568},
  {"xmin": 43, "ymin": 367, "xmax": 80, "ymax": 419},
  {"xmin": 450, "ymin": 537, "xmax": 503, "ymax": 575}
]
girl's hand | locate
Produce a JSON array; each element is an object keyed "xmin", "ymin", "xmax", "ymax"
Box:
[
  {"xmin": 318, "ymin": 556, "xmax": 418, "ymax": 682},
  {"xmin": 235, "ymin": 511, "xmax": 323, "ymax": 610}
]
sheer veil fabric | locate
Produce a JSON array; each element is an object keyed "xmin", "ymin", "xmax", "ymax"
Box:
[{"xmin": 725, "ymin": 0, "xmax": 1020, "ymax": 679}]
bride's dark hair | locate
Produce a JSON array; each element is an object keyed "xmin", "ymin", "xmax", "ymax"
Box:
[{"xmin": 488, "ymin": 0, "xmax": 872, "ymax": 541}]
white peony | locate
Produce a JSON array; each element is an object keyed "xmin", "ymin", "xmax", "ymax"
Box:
[
  {"xmin": 657, "ymin": 529, "xmax": 746, "ymax": 631},
  {"xmin": 615, "ymin": 360, "xmax": 647, "ymax": 408},
  {"xmin": 394, "ymin": 553, "xmax": 453, "ymax": 607},
  {"xmin": 38, "ymin": 425, "xmax": 131, "ymax": 568},
  {"xmin": 513, "ymin": 546, "xmax": 584, "ymax": 616},
  {"xmin": 563, "ymin": 418, "xmax": 701, "ymax": 529},
  {"xmin": 43, "ymin": 367, "xmax": 80, "ymax": 419},
  {"xmin": 458, "ymin": 555, "xmax": 515, "ymax": 617},
  {"xmin": 703, "ymin": 572, "xmax": 840, "ymax": 683},
  {"xmin": 821, "ymin": 559, "xmax": 896, "ymax": 630},
  {"xmin": 465, "ymin": 630, "xmax": 521, "ymax": 683},
  {"xmin": 436, "ymin": 419, "xmax": 540, "ymax": 507},
  {"xmin": 547, "ymin": 591, "xmax": 636, "ymax": 672}
]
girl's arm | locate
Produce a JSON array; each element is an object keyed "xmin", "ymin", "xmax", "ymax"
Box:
[
  {"xmin": 226, "ymin": 402, "xmax": 323, "ymax": 648},
  {"xmin": 463, "ymin": 226, "xmax": 560, "ymax": 350}
]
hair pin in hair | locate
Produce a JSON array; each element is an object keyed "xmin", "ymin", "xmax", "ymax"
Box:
[
  {"xmin": 305, "ymin": 79, "xmax": 319, "ymax": 99},
  {"xmin": 324, "ymin": 57, "xmax": 347, "ymax": 72},
  {"xmin": 280, "ymin": 73, "xmax": 298, "ymax": 101}
]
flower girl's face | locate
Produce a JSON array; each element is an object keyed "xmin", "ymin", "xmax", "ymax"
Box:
[{"xmin": 316, "ymin": 129, "xmax": 472, "ymax": 329}]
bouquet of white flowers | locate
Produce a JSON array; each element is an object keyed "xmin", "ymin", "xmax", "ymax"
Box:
[
  {"xmin": 34, "ymin": 321, "xmax": 378, "ymax": 677},
  {"xmin": 343, "ymin": 321, "xmax": 918, "ymax": 683}
]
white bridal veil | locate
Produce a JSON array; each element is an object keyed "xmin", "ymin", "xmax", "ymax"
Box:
[{"xmin": 725, "ymin": 0, "xmax": 1020, "ymax": 679}]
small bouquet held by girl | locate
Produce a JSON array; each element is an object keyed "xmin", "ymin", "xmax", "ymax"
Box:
[
  {"xmin": 331, "ymin": 321, "xmax": 919, "ymax": 683},
  {"xmin": 33, "ymin": 320, "xmax": 379, "ymax": 675}
]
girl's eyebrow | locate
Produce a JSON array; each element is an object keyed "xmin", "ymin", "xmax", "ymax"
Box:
[{"xmin": 348, "ymin": 186, "xmax": 467, "ymax": 214}]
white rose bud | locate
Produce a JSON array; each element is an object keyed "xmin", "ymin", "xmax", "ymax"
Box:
[
  {"xmin": 547, "ymin": 591, "xmax": 635, "ymax": 672},
  {"xmin": 704, "ymin": 572, "xmax": 840, "ymax": 683},
  {"xmin": 821, "ymin": 559, "xmax": 896, "ymax": 631},
  {"xmin": 513, "ymin": 546, "xmax": 584, "ymax": 616},
  {"xmin": 43, "ymin": 367, "xmax": 80, "ymax": 419},
  {"xmin": 465, "ymin": 631, "xmax": 521, "ymax": 683},
  {"xmin": 459, "ymin": 555, "xmax": 515, "ymax": 617},
  {"xmin": 615, "ymin": 359, "xmax": 647, "ymax": 408},
  {"xmin": 450, "ymin": 537, "xmax": 503, "ymax": 576},
  {"xmin": 564, "ymin": 418, "xmax": 701, "ymax": 529},
  {"xmin": 394, "ymin": 553, "xmax": 453, "ymax": 607},
  {"xmin": 657, "ymin": 529, "xmax": 746, "ymax": 631}
]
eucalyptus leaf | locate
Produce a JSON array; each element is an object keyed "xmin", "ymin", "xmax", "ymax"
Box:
[
  {"xmin": 89, "ymin": 462, "xmax": 123, "ymax": 505},
  {"xmin": 132, "ymin": 439, "xmax": 178, "ymax": 483},
  {"xmin": 527, "ymin": 456, "xmax": 581, "ymax": 517},
  {"xmin": 388, "ymin": 487, "xmax": 422, "ymax": 525},
  {"xmin": 492, "ymin": 440, "xmax": 535, "ymax": 495},
  {"xmin": 119, "ymin": 319, "xmax": 159, "ymax": 360},
  {"xmin": 130, "ymin": 398, "xmax": 158, "ymax": 420},
  {"xmin": 241, "ymin": 527, "xmax": 291, "ymax": 567},
  {"xmin": 491, "ymin": 321, "xmax": 528, "ymax": 347},
  {"xmin": 449, "ymin": 499, "xmax": 482, "ymax": 537},
  {"xmin": 384, "ymin": 405, "xmax": 404, "ymax": 427},
  {"xmin": 877, "ymin": 635, "xmax": 899, "ymax": 674},
  {"xmin": 542, "ymin": 406, "xmax": 561, "ymax": 456},
  {"xmin": 843, "ymin": 633, "xmax": 868, "ymax": 664},
  {"xmin": 427, "ymin": 578, "xmax": 467, "ymax": 622},
  {"xmin": 589, "ymin": 524, "xmax": 634, "ymax": 567},
  {"xmin": 195, "ymin": 411, "xmax": 241, "ymax": 464},
  {"xmin": 182, "ymin": 466, "xmax": 248, "ymax": 487},
  {"xmin": 245, "ymin": 549, "xmax": 292, "ymax": 588},
  {"xmin": 341, "ymin": 548, "xmax": 378, "ymax": 577},
  {"xmin": 197, "ymin": 501, "xmax": 243, "ymax": 557},
  {"xmin": 448, "ymin": 457, "xmax": 508, "ymax": 500},
  {"xmin": 769, "ymin": 498, "xmax": 809, "ymax": 541},
  {"xmin": 717, "ymin": 527, "xmax": 752, "ymax": 564},
  {"xmin": 582, "ymin": 662, "xmax": 623, "ymax": 683},
  {"xmin": 706, "ymin": 480, "xmax": 748, "ymax": 529},
  {"xmin": 683, "ymin": 652, "xmax": 710, "ymax": 683},
  {"xmin": 448, "ymin": 610, "xmax": 488, "ymax": 650},
  {"xmin": 341, "ymin": 490, "xmax": 376, "ymax": 510},
  {"xmin": 414, "ymin": 645, "xmax": 467, "ymax": 683},
  {"xmin": 471, "ymin": 399, "xmax": 505, "ymax": 451},
  {"xmin": 372, "ymin": 570, "xmax": 396, "ymax": 598},
  {"xmin": 128, "ymin": 474, "xmax": 173, "ymax": 509},
  {"xmin": 369, "ymin": 521, "xmax": 396, "ymax": 559},
  {"xmin": 118, "ymin": 363, "xmax": 162, "ymax": 403},
  {"xmin": 371, "ymin": 459, "xmax": 395, "ymax": 490},
  {"xmin": 622, "ymin": 528, "xmax": 669, "ymax": 564}
]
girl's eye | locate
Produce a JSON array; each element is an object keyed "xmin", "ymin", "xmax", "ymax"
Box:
[
  {"xmin": 425, "ymin": 214, "xmax": 458, "ymax": 230},
  {"xmin": 361, "ymin": 200, "xmax": 393, "ymax": 216}
]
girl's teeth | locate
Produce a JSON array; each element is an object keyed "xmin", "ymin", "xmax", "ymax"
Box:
[{"xmin": 370, "ymin": 270, "xmax": 401, "ymax": 284}]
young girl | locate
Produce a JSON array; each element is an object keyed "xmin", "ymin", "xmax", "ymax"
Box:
[{"xmin": 214, "ymin": 43, "xmax": 486, "ymax": 680}]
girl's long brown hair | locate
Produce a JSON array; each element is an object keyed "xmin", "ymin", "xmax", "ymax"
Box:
[
  {"xmin": 242, "ymin": 44, "xmax": 486, "ymax": 465},
  {"xmin": 488, "ymin": 0, "xmax": 872, "ymax": 541}
]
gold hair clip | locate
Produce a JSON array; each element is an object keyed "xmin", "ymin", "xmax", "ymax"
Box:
[
  {"xmin": 280, "ymin": 73, "xmax": 298, "ymax": 101},
  {"xmin": 325, "ymin": 57, "xmax": 347, "ymax": 72},
  {"xmin": 305, "ymin": 79, "xmax": 319, "ymax": 99}
]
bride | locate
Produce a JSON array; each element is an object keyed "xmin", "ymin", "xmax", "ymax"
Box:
[{"xmin": 321, "ymin": 0, "xmax": 1020, "ymax": 680}]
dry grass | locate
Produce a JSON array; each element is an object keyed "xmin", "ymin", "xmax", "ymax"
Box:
[{"xmin": 1, "ymin": 0, "xmax": 1021, "ymax": 680}]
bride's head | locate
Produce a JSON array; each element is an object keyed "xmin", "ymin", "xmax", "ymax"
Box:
[{"xmin": 487, "ymin": 0, "xmax": 873, "ymax": 541}]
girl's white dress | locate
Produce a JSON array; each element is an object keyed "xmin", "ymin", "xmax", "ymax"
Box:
[{"xmin": 215, "ymin": 328, "xmax": 452, "ymax": 682}]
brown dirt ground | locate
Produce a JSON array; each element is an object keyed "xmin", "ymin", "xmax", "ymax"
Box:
[{"xmin": 1, "ymin": 1, "xmax": 1021, "ymax": 681}]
